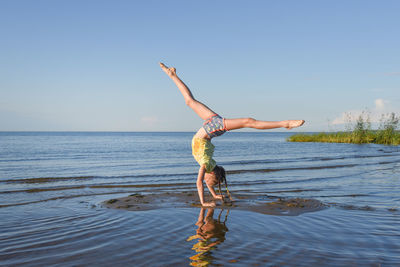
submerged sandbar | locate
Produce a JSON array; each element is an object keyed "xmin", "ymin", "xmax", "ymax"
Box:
[{"xmin": 103, "ymin": 192, "xmax": 326, "ymax": 216}]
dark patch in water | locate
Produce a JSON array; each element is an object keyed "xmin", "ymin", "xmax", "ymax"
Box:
[
  {"xmin": 227, "ymin": 164, "xmax": 357, "ymax": 175},
  {"xmin": 107, "ymin": 199, "xmax": 118, "ymax": 204},
  {"xmin": 336, "ymin": 204, "xmax": 376, "ymax": 211},
  {"xmin": 103, "ymin": 192, "xmax": 327, "ymax": 216},
  {"xmin": 0, "ymin": 183, "xmax": 193, "ymax": 194},
  {"xmin": 264, "ymin": 188, "xmax": 321, "ymax": 194},
  {"xmin": 1, "ymin": 176, "xmax": 95, "ymax": 184},
  {"xmin": 317, "ymin": 194, "xmax": 369, "ymax": 198}
]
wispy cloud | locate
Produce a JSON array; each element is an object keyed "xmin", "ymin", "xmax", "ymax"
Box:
[
  {"xmin": 374, "ymin": 98, "xmax": 385, "ymax": 110},
  {"xmin": 331, "ymin": 98, "xmax": 398, "ymax": 125},
  {"xmin": 331, "ymin": 110, "xmax": 365, "ymax": 125}
]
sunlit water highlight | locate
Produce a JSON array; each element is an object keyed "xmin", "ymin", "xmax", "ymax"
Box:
[{"xmin": 0, "ymin": 132, "xmax": 399, "ymax": 266}]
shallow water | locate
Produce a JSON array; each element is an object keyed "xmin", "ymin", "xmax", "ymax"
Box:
[{"xmin": 0, "ymin": 132, "xmax": 399, "ymax": 266}]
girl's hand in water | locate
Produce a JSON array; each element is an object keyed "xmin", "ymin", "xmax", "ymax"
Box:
[
  {"xmin": 214, "ymin": 195, "xmax": 224, "ymax": 200},
  {"xmin": 202, "ymin": 202, "xmax": 216, "ymax": 208}
]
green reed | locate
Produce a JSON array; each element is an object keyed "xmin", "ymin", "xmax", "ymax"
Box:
[{"xmin": 288, "ymin": 112, "xmax": 400, "ymax": 145}]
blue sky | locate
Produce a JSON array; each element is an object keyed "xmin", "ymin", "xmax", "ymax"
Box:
[{"xmin": 1, "ymin": 0, "xmax": 399, "ymax": 131}]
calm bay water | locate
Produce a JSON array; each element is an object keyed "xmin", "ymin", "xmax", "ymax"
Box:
[{"xmin": 0, "ymin": 132, "xmax": 399, "ymax": 266}]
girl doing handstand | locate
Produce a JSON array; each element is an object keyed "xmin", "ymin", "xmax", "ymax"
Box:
[{"xmin": 160, "ymin": 63, "xmax": 305, "ymax": 207}]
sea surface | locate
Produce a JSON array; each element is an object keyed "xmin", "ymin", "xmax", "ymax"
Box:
[{"xmin": 0, "ymin": 132, "xmax": 399, "ymax": 266}]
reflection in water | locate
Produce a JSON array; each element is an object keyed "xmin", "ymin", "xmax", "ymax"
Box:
[{"xmin": 187, "ymin": 208, "xmax": 229, "ymax": 266}]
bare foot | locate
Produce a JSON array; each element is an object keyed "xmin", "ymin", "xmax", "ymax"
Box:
[
  {"xmin": 285, "ymin": 120, "xmax": 305, "ymax": 130},
  {"xmin": 159, "ymin": 62, "xmax": 176, "ymax": 77}
]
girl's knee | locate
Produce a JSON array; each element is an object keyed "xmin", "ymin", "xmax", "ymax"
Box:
[
  {"xmin": 245, "ymin": 118, "xmax": 256, "ymax": 127},
  {"xmin": 185, "ymin": 98, "xmax": 195, "ymax": 107}
]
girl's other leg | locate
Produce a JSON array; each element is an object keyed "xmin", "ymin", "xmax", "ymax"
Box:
[
  {"xmin": 160, "ymin": 63, "xmax": 216, "ymax": 120},
  {"xmin": 225, "ymin": 118, "xmax": 305, "ymax": 131}
]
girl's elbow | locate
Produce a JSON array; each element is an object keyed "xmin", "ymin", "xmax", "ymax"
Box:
[{"xmin": 197, "ymin": 165, "xmax": 206, "ymax": 184}]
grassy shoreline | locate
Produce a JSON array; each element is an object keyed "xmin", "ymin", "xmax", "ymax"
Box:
[{"xmin": 288, "ymin": 112, "xmax": 400, "ymax": 145}]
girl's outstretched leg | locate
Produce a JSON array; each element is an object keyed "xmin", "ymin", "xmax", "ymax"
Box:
[
  {"xmin": 225, "ymin": 118, "xmax": 305, "ymax": 131},
  {"xmin": 160, "ymin": 63, "xmax": 216, "ymax": 120}
]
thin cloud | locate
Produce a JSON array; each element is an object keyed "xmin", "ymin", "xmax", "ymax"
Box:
[
  {"xmin": 374, "ymin": 98, "xmax": 385, "ymax": 110},
  {"xmin": 331, "ymin": 110, "xmax": 365, "ymax": 125},
  {"xmin": 331, "ymin": 98, "xmax": 398, "ymax": 126}
]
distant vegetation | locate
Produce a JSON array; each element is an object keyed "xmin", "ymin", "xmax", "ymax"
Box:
[{"xmin": 288, "ymin": 112, "xmax": 400, "ymax": 145}]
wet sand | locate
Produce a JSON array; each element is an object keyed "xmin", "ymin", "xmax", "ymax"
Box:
[{"xmin": 103, "ymin": 192, "xmax": 326, "ymax": 216}]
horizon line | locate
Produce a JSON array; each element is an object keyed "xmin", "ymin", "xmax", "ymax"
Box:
[{"xmin": 0, "ymin": 130, "xmax": 311, "ymax": 133}]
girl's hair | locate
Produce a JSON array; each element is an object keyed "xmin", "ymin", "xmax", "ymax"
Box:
[
  {"xmin": 214, "ymin": 165, "xmax": 232, "ymax": 201},
  {"xmin": 213, "ymin": 165, "xmax": 226, "ymax": 185}
]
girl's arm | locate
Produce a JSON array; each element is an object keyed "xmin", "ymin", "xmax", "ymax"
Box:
[
  {"xmin": 197, "ymin": 166, "xmax": 216, "ymax": 207},
  {"xmin": 206, "ymin": 183, "xmax": 223, "ymax": 200},
  {"xmin": 195, "ymin": 208, "xmax": 206, "ymax": 226}
]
